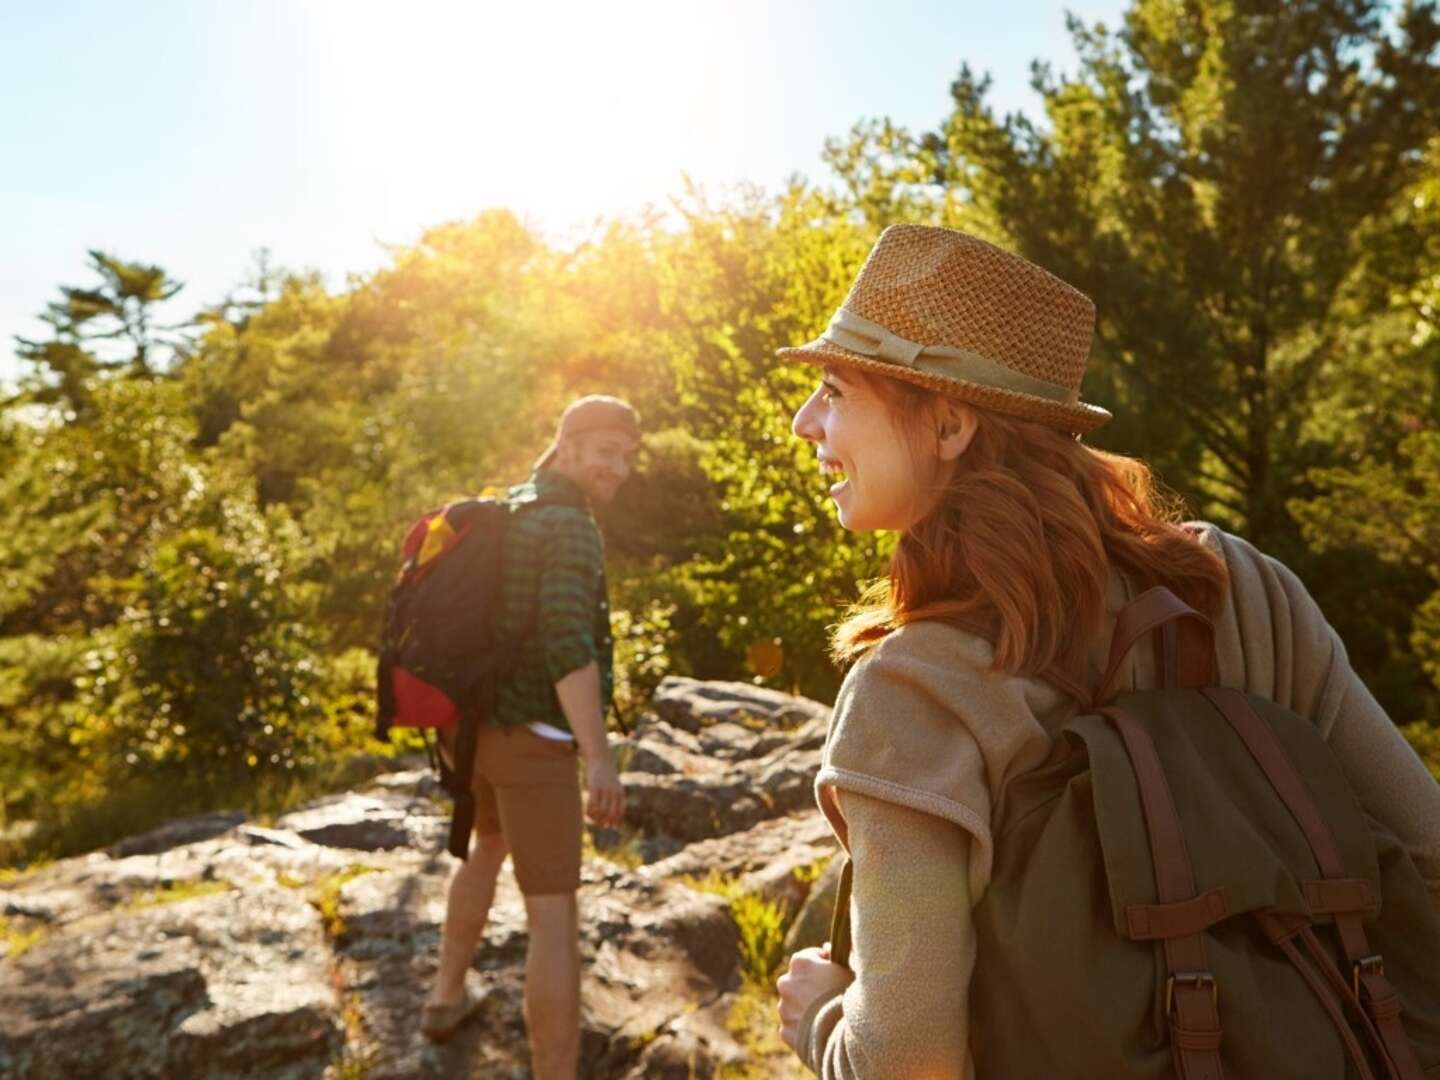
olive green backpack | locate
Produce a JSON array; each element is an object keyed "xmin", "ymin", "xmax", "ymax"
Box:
[{"xmin": 829, "ymin": 587, "xmax": 1440, "ymax": 1079}]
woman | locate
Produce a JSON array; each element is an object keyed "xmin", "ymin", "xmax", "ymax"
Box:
[{"xmin": 773, "ymin": 224, "xmax": 1440, "ymax": 1078}]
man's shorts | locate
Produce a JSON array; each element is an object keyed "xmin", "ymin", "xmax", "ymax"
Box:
[{"xmin": 458, "ymin": 725, "xmax": 582, "ymax": 895}]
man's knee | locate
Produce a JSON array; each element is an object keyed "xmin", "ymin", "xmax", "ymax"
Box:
[{"xmin": 524, "ymin": 892, "xmax": 579, "ymax": 941}]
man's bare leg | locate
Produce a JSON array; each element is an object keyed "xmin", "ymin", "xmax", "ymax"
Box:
[
  {"xmin": 430, "ymin": 831, "xmax": 508, "ymax": 1005},
  {"xmin": 523, "ymin": 892, "xmax": 581, "ymax": 1080}
]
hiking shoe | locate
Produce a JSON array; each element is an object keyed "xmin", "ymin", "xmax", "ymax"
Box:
[{"xmin": 421, "ymin": 987, "xmax": 481, "ymax": 1043}]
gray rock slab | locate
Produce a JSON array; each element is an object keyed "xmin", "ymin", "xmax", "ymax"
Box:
[
  {"xmin": 632, "ymin": 716, "xmax": 706, "ymax": 754},
  {"xmin": 653, "ymin": 677, "xmax": 830, "ymax": 733},
  {"xmin": 274, "ymin": 791, "xmax": 448, "ymax": 852},
  {"xmin": 0, "ymin": 679, "xmax": 847, "ymax": 1078},
  {"xmin": 0, "ymin": 884, "xmax": 340, "ymax": 1079},
  {"xmin": 106, "ymin": 809, "xmax": 248, "ymax": 858},
  {"xmin": 644, "ymin": 811, "xmax": 837, "ymax": 920},
  {"xmin": 697, "ymin": 720, "xmax": 762, "ymax": 760},
  {"xmin": 783, "ymin": 854, "xmax": 847, "ymax": 957},
  {"xmin": 620, "ymin": 992, "xmax": 750, "ymax": 1078},
  {"xmin": 624, "ymin": 736, "xmax": 710, "ymax": 776},
  {"xmin": 622, "ymin": 752, "xmax": 820, "ymax": 846},
  {"xmin": 365, "ymin": 767, "xmax": 444, "ymax": 800}
]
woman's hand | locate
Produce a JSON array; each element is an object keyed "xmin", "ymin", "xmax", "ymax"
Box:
[{"xmin": 777, "ymin": 943, "xmax": 855, "ymax": 1051}]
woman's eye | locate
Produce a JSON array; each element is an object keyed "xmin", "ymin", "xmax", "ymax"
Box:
[{"xmin": 820, "ymin": 381, "xmax": 841, "ymax": 401}]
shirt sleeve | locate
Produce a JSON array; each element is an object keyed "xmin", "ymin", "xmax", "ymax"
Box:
[
  {"xmin": 798, "ymin": 788, "xmax": 975, "ymax": 1080},
  {"xmin": 536, "ymin": 509, "xmax": 603, "ymax": 683},
  {"xmin": 815, "ymin": 625, "xmax": 1007, "ymax": 899},
  {"xmin": 1218, "ymin": 530, "xmax": 1440, "ymax": 910},
  {"xmin": 1275, "ymin": 556, "xmax": 1440, "ymax": 909}
]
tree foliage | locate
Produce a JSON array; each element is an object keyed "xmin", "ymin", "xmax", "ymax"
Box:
[
  {"xmin": 5, "ymin": 0, "xmax": 1438, "ymax": 854},
  {"xmin": 13, "ymin": 251, "xmax": 190, "ymax": 418}
]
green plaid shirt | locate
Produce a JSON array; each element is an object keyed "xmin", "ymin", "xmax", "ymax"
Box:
[{"xmin": 492, "ymin": 470, "xmax": 613, "ymax": 733}]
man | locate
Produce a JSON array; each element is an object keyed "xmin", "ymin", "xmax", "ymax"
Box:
[{"xmin": 423, "ymin": 395, "xmax": 639, "ymax": 1077}]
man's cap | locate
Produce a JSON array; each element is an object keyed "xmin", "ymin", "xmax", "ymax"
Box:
[{"xmin": 535, "ymin": 395, "xmax": 641, "ymax": 470}]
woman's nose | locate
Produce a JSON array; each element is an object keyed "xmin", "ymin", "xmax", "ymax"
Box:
[{"xmin": 792, "ymin": 390, "xmax": 821, "ymax": 442}]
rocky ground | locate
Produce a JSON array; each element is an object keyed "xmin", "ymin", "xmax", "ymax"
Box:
[{"xmin": 0, "ymin": 677, "xmax": 843, "ymax": 1078}]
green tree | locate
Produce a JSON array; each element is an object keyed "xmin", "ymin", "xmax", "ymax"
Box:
[
  {"xmin": 0, "ymin": 379, "xmax": 202, "ymax": 636},
  {"xmin": 833, "ymin": 0, "xmax": 1440, "ymax": 545},
  {"xmin": 76, "ymin": 496, "xmax": 339, "ymax": 782},
  {"xmin": 1290, "ymin": 142, "xmax": 1440, "ymax": 720},
  {"xmin": 14, "ymin": 251, "xmax": 191, "ymax": 417}
]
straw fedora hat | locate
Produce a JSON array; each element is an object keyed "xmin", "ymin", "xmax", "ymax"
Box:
[{"xmin": 776, "ymin": 224, "xmax": 1111, "ymax": 433}]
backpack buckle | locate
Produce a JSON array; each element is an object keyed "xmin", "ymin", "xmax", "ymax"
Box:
[
  {"xmin": 1352, "ymin": 954, "xmax": 1384, "ymax": 999},
  {"xmin": 1166, "ymin": 971, "xmax": 1217, "ymax": 1015}
]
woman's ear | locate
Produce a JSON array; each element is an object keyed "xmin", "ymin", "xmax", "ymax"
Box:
[{"xmin": 935, "ymin": 400, "xmax": 978, "ymax": 462}]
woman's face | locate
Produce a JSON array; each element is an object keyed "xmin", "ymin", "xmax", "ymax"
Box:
[{"xmin": 791, "ymin": 365, "xmax": 948, "ymax": 532}]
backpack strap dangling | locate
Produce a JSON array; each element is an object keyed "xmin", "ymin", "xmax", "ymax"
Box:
[{"xmin": 446, "ymin": 700, "xmax": 483, "ymax": 859}]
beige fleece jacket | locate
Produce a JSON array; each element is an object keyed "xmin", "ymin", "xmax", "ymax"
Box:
[{"xmin": 798, "ymin": 525, "xmax": 1440, "ymax": 1079}]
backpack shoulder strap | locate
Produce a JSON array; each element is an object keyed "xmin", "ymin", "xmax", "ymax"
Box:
[{"xmin": 1095, "ymin": 587, "xmax": 1217, "ymax": 706}]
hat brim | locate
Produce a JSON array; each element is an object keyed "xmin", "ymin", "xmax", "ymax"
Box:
[{"xmin": 776, "ymin": 338, "xmax": 1111, "ymax": 435}]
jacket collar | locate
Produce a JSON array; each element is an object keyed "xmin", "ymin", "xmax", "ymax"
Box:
[{"xmin": 521, "ymin": 467, "xmax": 590, "ymax": 509}]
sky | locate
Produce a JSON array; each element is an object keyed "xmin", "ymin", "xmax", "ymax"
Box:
[{"xmin": 0, "ymin": 0, "xmax": 1129, "ymax": 386}]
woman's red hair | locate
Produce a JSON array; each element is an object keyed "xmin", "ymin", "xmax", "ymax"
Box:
[{"xmin": 831, "ymin": 375, "xmax": 1229, "ymax": 686}]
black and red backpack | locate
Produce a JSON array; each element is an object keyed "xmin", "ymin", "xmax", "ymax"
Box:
[{"xmin": 375, "ymin": 487, "xmax": 578, "ymax": 858}]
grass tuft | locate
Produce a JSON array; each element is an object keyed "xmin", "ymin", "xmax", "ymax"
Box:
[
  {"xmin": 732, "ymin": 891, "xmax": 789, "ymax": 986},
  {"xmin": 125, "ymin": 878, "xmax": 234, "ymax": 910},
  {"xmin": 328, "ymin": 989, "xmax": 376, "ymax": 1079},
  {"xmin": 720, "ymin": 981, "xmax": 811, "ymax": 1079},
  {"xmin": 0, "ymin": 914, "xmax": 47, "ymax": 960},
  {"xmin": 309, "ymin": 864, "xmax": 383, "ymax": 940},
  {"xmin": 682, "ymin": 870, "xmax": 793, "ymax": 985},
  {"xmin": 583, "ymin": 823, "xmax": 648, "ymax": 869},
  {"xmin": 680, "ymin": 869, "xmax": 745, "ymax": 901},
  {"xmin": 791, "ymin": 855, "xmax": 831, "ymax": 888}
]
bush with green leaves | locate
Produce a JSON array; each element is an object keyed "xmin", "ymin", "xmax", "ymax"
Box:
[{"xmin": 76, "ymin": 495, "xmax": 347, "ymax": 783}]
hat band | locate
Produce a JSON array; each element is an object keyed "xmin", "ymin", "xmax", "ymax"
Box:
[{"xmin": 822, "ymin": 308, "xmax": 1079, "ymax": 405}]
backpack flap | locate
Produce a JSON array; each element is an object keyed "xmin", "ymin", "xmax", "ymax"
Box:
[
  {"xmin": 975, "ymin": 684, "xmax": 1439, "ymax": 1079},
  {"xmin": 1076, "ymin": 688, "xmax": 1381, "ymax": 941}
]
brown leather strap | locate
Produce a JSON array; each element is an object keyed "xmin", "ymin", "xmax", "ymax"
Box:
[
  {"xmin": 1256, "ymin": 914, "xmax": 1380, "ymax": 1080},
  {"xmin": 1299, "ymin": 926, "xmax": 1401, "ymax": 1080},
  {"xmin": 1126, "ymin": 888, "xmax": 1230, "ymax": 940},
  {"xmin": 1096, "ymin": 587, "xmax": 1217, "ymax": 705},
  {"xmin": 1101, "ymin": 705, "xmax": 1224, "ymax": 1080},
  {"xmin": 1353, "ymin": 958, "xmax": 1428, "ymax": 1080},
  {"xmin": 1199, "ymin": 688, "xmax": 1349, "ymax": 876},
  {"xmin": 1200, "ymin": 688, "xmax": 1426, "ymax": 1080},
  {"xmin": 828, "ymin": 857, "xmax": 853, "ymax": 970},
  {"xmin": 1303, "ymin": 878, "xmax": 1378, "ymax": 916},
  {"xmin": 1100, "ymin": 708, "xmax": 1200, "ymax": 904},
  {"xmin": 1200, "ymin": 689, "xmax": 1372, "ymax": 951},
  {"xmin": 1200, "ymin": 688, "xmax": 1372, "ymax": 950}
]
